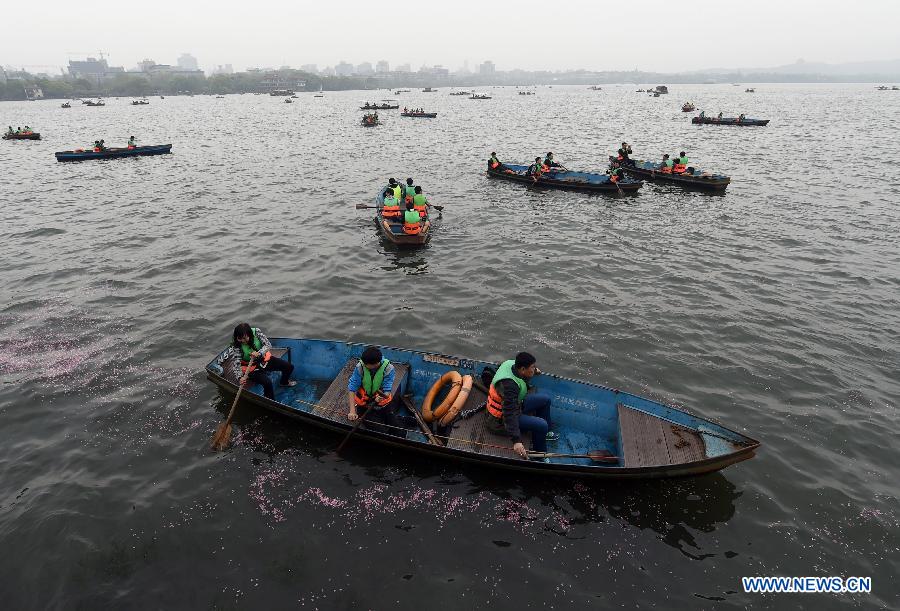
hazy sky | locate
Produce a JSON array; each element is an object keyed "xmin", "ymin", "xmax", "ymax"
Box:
[{"xmin": 5, "ymin": 0, "xmax": 900, "ymax": 73}]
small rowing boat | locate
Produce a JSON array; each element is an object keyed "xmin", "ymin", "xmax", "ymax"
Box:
[
  {"xmin": 205, "ymin": 338, "xmax": 759, "ymax": 479},
  {"xmin": 609, "ymin": 157, "xmax": 731, "ymax": 191},
  {"xmin": 682, "ymin": 102, "xmax": 696, "ymax": 112},
  {"xmin": 488, "ymin": 163, "xmax": 642, "ymax": 193},
  {"xmin": 372, "ymin": 186, "xmax": 432, "ymax": 246},
  {"xmin": 54, "ymin": 144, "xmax": 172, "ymax": 162},
  {"xmin": 469, "ymin": 94, "xmax": 492, "ymax": 100},
  {"xmin": 3, "ymin": 132, "xmax": 41, "ymax": 140},
  {"xmin": 400, "ymin": 111, "xmax": 437, "ymax": 118},
  {"xmin": 692, "ymin": 116, "xmax": 769, "ymax": 126},
  {"xmin": 360, "ymin": 104, "xmax": 399, "ymax": 110}
]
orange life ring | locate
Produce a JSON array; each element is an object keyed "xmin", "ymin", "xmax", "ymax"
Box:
[
  {"xmin": 422, "ymin": 371, "xmax": 462, "ymax": 422},
  {"xmin": 439, "ymin": 375, "xmax": 472, "ymax": 427}
]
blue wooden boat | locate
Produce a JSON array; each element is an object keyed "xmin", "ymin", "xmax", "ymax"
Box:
[
  {"xmin": 205, "ymin": 338, "xmax": 760, "ymax": 479},
  {"xmin": 608, "ymin": 156, "xmax": 731, "ymax": 191},
  {"xmin": 401, "ymin": 112, "xmax": 438, "ymax": 118},
  {"xmin": 692, "ymin": 116, "xmax": 769, "ymax": 126},
  {"xmin": 54, "ymin": 144, "xmax": 172, "ymax": 162},
  {"xmin": 372, "ymin": 186, "xmax": 432, "ymax": 246},
  {"xmin": 488, "ymin": 163, "xmax": 643, "ymax": 193}
]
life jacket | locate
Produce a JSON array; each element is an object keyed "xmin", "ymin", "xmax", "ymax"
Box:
[
  {"xmin": 404, "ymin": 185, "xmax": 415, "ymax": 204},
  {"xmin": 412, "ymin": 193, "xmax": 428, "ymax": 215},
  {"xmin": 541, "ymin": 164, "xmax": 550, "ymax": 173},
  {"xmin": 661, "ymin": 165, "xmax": 673, "ymax": 174},
  {"xmin": 391, "ymin": 185, "xmax": 402, "ymax": 200},
  {"xmin": 381, "ymin": 196, "xmax": 401, "ymax": 218},
  {"xmin": 402, "ymin": 209, "xmax": 422, "ymax": 234},
  {"xmin": 673, "ymin": 163, "xmax": 687, "ymax": 174},
  {"xmin": 353, "ymin": 359, "xmax": 393, "ymax": 406},
  {"xmin": 610, "ymin": 174, "xmax": 619, "ymax": 183},
  {"xmin": 486, "ymin": 360, "xmax": 528, "ymax": 419},
  {"xmin": 489, "ymin": 159, "xmax": 499, "ymax": 169},
  {"xmin": 239, "ymin": 328, "xmax": 271, "ymax": 372},
  {"xmin": 678, "ymin": 156, "xmax": 689, "ymax": 165}
]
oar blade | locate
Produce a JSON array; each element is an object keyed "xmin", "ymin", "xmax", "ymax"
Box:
[{"xmin": 210, "ymin": 422, "xmax": 232, "ymax": 451}]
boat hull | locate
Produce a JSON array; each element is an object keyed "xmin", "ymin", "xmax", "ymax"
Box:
[
  {"xmin": 54, "ymin": 144, "xmax": 172, "ymax": 162},
  {"xmin": 609, "ymin": 157, "xmax": 730, "ymax": 191},
  {"xmin": 3, "ymin": 133, "xmax": 40, "ymax": 140},
  {"xmin": 373, "ymin": 188, "xmax": 432, "ymax": 246},
  {"xmin": 400, "ymin": 112, "xmax": 437, "ymax": 118},
  {"xmin": 205, "ymin": 338, "xmax": 759, "ymax": 480},
  {"xmin": 692, "ymin": 117, "xmax": 769, "ymax": 126},
  {"xmin": 488, "ymin": 163, "xmax": 642, "ymax": 193}
]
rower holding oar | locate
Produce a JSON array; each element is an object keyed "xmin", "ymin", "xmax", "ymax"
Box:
[
  {"xmin": 486, "ymin": 352, "xmax": 558, "ymax": 461},
  {"xmin": 543, "ymin": 151, "xmax": 565, "ymax": 172},
  {"xmin": 211, "ymin": 323, "xmax": 296, "ymax": 400},
  {"xmin": 347, "ymin": 346, "xmax": 404, "ymax": 437}
]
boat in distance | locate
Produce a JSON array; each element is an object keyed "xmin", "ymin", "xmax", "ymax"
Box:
[
  {"xmin": 205, "ymin": 338, "xmax": 760, "ymax": 479},
  {"xmin": 55, "ymin": 144, "xmax": 172, "ymax": 162},
  {"xmin": 692, "ymin": 116, "xmax": 769, "ymax": 126},
  {"xmin": 488, "ymin": 163, "xmax": 642, "ymax": 193}
]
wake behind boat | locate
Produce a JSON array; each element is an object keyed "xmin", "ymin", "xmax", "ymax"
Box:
[
  {"xmin": 55, "ymin": 144, "xmax": 172, "ymax": 162},
  {"xmin": 205, "ymin": 338, "xmax": 759, "ymax": 479},
  {"xmin": 488, "ymin": 163, "xmax": 642, "ymax": 193}
]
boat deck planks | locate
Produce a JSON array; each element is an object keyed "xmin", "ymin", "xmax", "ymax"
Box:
[
  {"xmin": 445, "ymin": 385, "xmax": 531, "ymax": 458},
  {"xmin": 314, "ymin": 358, "xmax": 410, "ymax": 422},
  {"xmin": 617, "ymin": 403, "xmax": 705, "ymax": 467}
]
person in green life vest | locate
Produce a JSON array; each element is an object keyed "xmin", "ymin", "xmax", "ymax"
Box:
[
  {"xmin": 678, "ymin": 151, "xmax": 688, "ymax": 165},
  {"xmin": 127, "ymin": 136, "xmax": 136, "ymax": 149},
  {"xmin": 660, "ymin": 153, "xmax": 674, "ymax": 172},
  {"xmin": 412, "ymin": 186, "xmax": 429, "ymax": 217},
  {"xmin": 485, "ymin": 352, "xmax": 557, "ymax": 460},
  {"xmin": 388, "ymin": 178, "xmax": 403, "ymax": 202},
  {"xmin": 23, "ymin": 126, "xmax": 31, "ymax": 134},
  {"xmin": 16, "ymin": 126, "xmax": 22, "ymax": 134},
  {"xmin": 381, "ymin": 187, "xmax": 402, "ymax": 220},
  {"xmin": 347, "ymin": 346, "xmax": 403, "ymax": 436},
  {"xmin": 403, "ymin": 177, "xmax": 416, "ymax": 203},
  {"xmin": 211, "ymin": 323, "xmax": 296, "ymax": 400},
  {"xmin": 488, "ymin": 152, "xmax": 503, "ymax": 170},
  {"xmin": 527, "ymin": 157, "xmax": 544, "ymax": 180},
  {"xmin": 402, "ymin": 200, "xmax": 423, "ymax": 235}
]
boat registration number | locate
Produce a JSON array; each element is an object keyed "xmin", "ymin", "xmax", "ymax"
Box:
[{"xmin": 423, "ymin": 354, "xmax": 474, "ymax": 370}]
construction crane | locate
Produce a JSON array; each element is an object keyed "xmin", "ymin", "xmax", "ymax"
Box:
[{"xmin": 66, "ymin": 51, "xmax": 109, "ymax": 60}]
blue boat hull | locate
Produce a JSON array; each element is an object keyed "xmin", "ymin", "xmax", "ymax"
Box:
[
  {"xmin": 54, "ymin": 144, "xmax": 173, "ymax": 162},
  {"xmin": 609, "ymin": 156, "xmax": 731, "ymax": 191},
  {"xmin": 205, "ymin": 338, "xmax": 759, "ymax": 480},
  {"xmin": 488, "ymin": 163, "xmax": 642, "ymax": 193}
]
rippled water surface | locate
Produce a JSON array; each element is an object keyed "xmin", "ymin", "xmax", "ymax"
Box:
[{"xmin": 1, "ymin": 84, "xmax": 898, "ymax": 609}]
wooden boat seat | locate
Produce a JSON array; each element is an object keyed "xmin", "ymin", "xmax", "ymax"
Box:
[
  {"xmin": 312, "ymin": 358, "xmax": 410, "ymax": 423},
  {"xmin": 616, "ymin": 403, "xmax": 705, "ymax": 467},
  {"xmin": 445, "ymin": 384, "xmax": 531, "ymax": 459}
]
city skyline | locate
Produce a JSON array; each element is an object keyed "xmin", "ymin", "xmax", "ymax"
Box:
[{"xmin": 4, "ymin": 0, "xmax": 900, "ymax": 76}]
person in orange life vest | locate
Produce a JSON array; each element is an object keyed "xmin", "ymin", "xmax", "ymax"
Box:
[
  {"xmin": 211, "ymin": 323, "xmax": 296, "ymax": 400},
  {"xmin": 486, "ymin": 352, "xmax": 558, "ymax": 460},
  {"xmin": 127, "ymin": 136, "xmax": 136, "ymax": 149},
  {"xmin": 544, "ymin": 151, "xmax": 563, "ymax": 171},
  {"xmin": 412, "ymin": 186, "xmax": 429, "ymax": 217},
  {"xmin": 660, "ymin": 153, "xmax": 673, "ymax": 173},
  {"xmin": 381, "ymin": 188, "xmax": 402, "ymax": 220},
  {"xmin": 402, "ymin": 200, "xmax": 423, "ymax": 235},
  {"xmin": 617, "ymin": 142, "xmax": 633, "ymax": 165},
  {"xmin": 488, "ymin": 152, "xmax": 503, "ymax": 170},
  {"xmin": 609, "ymin": 167, "xmax": 623, "ymax": 183},
  {"xmin": 673, "ymin": 151, "xmax": 688, "ymax": 174},
  {"xmin": 346, "ymin": 346, "xmax": 404, "ymax": 437},
  {"xmin": 403, "ymin": 177, "xmax": 416, "ymax": 203}
]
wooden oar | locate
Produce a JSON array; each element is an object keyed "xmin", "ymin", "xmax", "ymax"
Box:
[
  {"xmin": 336, "ymin": 402, "xmax": 377, "ymax": 453},
  {"xmin": 527, "ymin": 450, "xmax": 619, "ymax": 463},
  {"xmin": 210, "ymin": 361, "xmax": 255, "ymax": 451}
]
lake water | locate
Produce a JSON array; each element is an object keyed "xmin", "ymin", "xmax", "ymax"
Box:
[{"xmin": 0, "ymin": 84, "xmax": 898, "ymax": 609}]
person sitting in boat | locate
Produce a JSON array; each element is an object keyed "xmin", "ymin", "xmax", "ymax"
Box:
[
  {"xmin": 403, "ymin": 177, "xmax": 417, "ymax": 204},
  {"xmin": 92, "ymin": 140, "xmax": 102, "ymax": 152},
  {"xmin": 527, "ymin": 157, "xmax": 544, "ymax": 180},
  {"xmin": 388, "ymin": 178, "xmax": 403, "ymax": 202},
  {"xmin": 381, "ymin": 188, "xmax": 402, "ymax": 220},
  {"xmin": 737, "ymin": 113, "xmax": 745, "ymax": 123},
  {"xmin": 717, "ymin": 111, "xmax": 723, "ymax": 120},
  {"xmin": 488, "ymin": 152, "xmax": 503, "ymax": 171},
  {"xmin": 412, "ymin": 186, "xmax": 429, "ymax": 218},
  {"xmin": 403, "ymin": 106, "xmax": 408, "ymax": 112},
  {"xmin": 347, "ymin": 346, "xmax": 403, "ymax": 437},
  {"xmin": 698, "ymin": 110, "xmax": 706, "ymax": 119},
  {"xmin": 211, "ymin": 323, "xmax": 297, "ymax": 400},
  {"xmin": 486, "ymin": 352, "xmax": 557, "ymax": 460},
  {"xmin": 609, "ymin": 167, "xmax": 624, "ymax": 183},
  {"xmin": 402, "ymin": 201, "xmax": 423, "ymax": 235},
  {"xmin": 660, "ymin": 153, "xmax": 673, "ymax": 173},
  {"xmin": 15, "ymin": 126, "xmax": 22, "ymax": 134},
  {"xmin": 127, "ymin": 136, "xmax": 136, "ymax": 149},
  {"xmin": 617, "ymin": 142, "xmax": 633, "ymax": 165},
  {"xmin": 23, "ymin": 126, "xmax": 31, "ymax": 134},
  {"xmin": 544, "ymin": 152, "xmax": 563, "ymax": 171}
]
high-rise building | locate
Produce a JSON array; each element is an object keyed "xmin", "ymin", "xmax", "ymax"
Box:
[
  {"xmin": 376, "ymin": 60, "xmax": 389, "ymax": 73},
  {"xmin": 301, "ymin": 64, "xmax": 318, "ymax": 74},
  {"xmin": 356, "ymin": 62, "xmax": 374, "ymax": 75},
  {"xmin": 395, "ymin": 63, "xmax": 411, "ymax": 73},
  {"xmin": 335, "ymin": 61, "xmax": 354, "ymax": 76},
  {"xmin": 479, "ymin": 60, "xmax": 495, "ymax": 75},
  {"xmin": 177, "ymin": 53, "xmax": 199, "ymax": 71}
]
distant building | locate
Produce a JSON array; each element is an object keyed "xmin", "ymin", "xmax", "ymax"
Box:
[
  {"xmin": 480, "ymin": 60, "xmax": 495, "ymax": 75},
  {"xmin": 177, "ymin": 53, "xmax": 199, "ymax": 71},
  {"xmin": 67, "ymin": 57, "xmax": 125, "ymax": 83},
  {"xmin": 137, "ymin": 58, "xmax": 203, "ymax": 76},
  {"xmin": 321, "ymin": 66, "xmax": 335, "ymax": 76},
  {"xmin": 335, "ymin": 61, "xmax": 354, "ymax": 76},
  {"xmin": 301, "ymin": 64, "xmax": 318, "ymax": 74},
  {"xmin": 210, "ymin": 64, "xmax": 234, "ymax": 75},
  {"xmin": 395, "ymin": 63, "xmax": 411, "ymax": 73},
  {"xmin": 356, "ymin": 62, "xmax": 374, "ymax": 75},
  {"xmin": 376, "ymin": 60, "xmax": 389, "ymax": 73}
]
